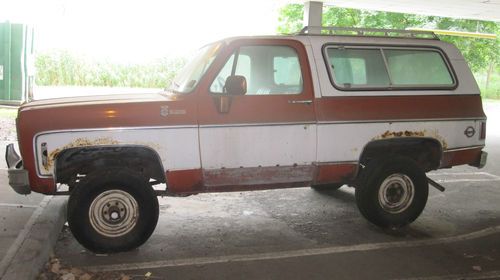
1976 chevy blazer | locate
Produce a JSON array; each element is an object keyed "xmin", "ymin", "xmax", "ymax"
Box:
[{"xmin": 5, "ymin": 27, "xmax": 487, "ymax": 252}]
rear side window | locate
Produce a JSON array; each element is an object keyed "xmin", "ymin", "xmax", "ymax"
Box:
[
  {"xmin": 324, "ymin": 46, "xmax": 455, "ymax": 90},
  {"xmin": 384, "ymin": 49, "xmax": 453, "ymax": 86}
]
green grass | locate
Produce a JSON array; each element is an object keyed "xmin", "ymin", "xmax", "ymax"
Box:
[
  {"xmin": 0, "ymin": 108, "xmax": 18, "ymax": 119},
  {"xmin": 35, "ymin": 50, "xmax": 186, "ymax": 89}
]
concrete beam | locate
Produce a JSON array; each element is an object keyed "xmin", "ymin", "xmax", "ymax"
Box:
[{"xmin": 303, "ymin": 1, "xmax": 323, "ymax": 28}]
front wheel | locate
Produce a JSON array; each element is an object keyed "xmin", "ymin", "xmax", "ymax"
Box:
[
  {"xmin": 67, "ymin": 168, "xmax": 159, "ymax": 253},
  {"xmin": 355, "ymin": 157, "xmax": 428, "ymax": 228}
]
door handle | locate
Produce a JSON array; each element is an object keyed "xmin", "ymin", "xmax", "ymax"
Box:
[{"xmin": 288, "ymin": 100, "xmax": 313, "ymax": 105}]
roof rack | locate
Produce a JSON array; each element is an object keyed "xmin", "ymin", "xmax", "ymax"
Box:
[{"xmin": 299, "ymin": 26, "xmax": 439, "ymax": 40}]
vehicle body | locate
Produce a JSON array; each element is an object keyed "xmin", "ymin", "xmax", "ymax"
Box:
[{"xmin": 5, "ymin": 27, "xmax": 488, "ymax": 253}]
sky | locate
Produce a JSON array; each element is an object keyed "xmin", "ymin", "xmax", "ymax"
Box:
[{"xmin": 1, "ymin": 0, "xmax": 288, "ymax": 62}]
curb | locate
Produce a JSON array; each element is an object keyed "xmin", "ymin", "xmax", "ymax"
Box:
[{"xmin": 0, "ymin": 196, "xmax": 67, "ymax": 280}]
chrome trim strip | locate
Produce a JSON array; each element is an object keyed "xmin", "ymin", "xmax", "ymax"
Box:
[
  {"xmin": 199, "ymin": 122, "xmax": 317, "ymax": 128},
  {"xmin": 34, "ymin": 125, "xmax": 198, "ymax": 138},
  {"xmin": 443, "ymin": 145, "xmax": 485, "ymax": 153},
  {"xmin": 318, "ymin": 117, "xmax": 486, "ymax": 125}
]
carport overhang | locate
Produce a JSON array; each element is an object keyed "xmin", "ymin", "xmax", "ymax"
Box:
[{"xmin": 301, "ymin": 0, "xmax": 500, "ymax": 28}]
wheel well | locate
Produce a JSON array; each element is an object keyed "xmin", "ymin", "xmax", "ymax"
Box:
[
  {"xmin": 359, "ymin": 138, "xmax": 442, "ymax": 172},
  {"xmin": 54, "ymin": 145, "xmax": 165, "ymax": 186}
]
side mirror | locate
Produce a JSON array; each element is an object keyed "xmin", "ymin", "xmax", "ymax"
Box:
[{"xmin": 224, "ymin": 75, "xmax": 247, "ymax": 96}]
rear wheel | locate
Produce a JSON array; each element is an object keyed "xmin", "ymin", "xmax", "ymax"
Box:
[
  {"xmin": 67, "ymin": 168, "xmax": 159, "ymax": 253},
  {"xmin": 355, "ymin": 157, "xmax": 428, "ymax": 228}
]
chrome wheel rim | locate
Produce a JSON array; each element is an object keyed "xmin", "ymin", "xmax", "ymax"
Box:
[
  {"xmin": 378, "ymin": 173, "xmax": 415, "ymax": 214},
  {"xmin": 89, "ymin": 190, "xmax": 139, "ymax": 237}
]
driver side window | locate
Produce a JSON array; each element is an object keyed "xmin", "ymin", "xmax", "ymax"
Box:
[{"xmin": 210, "ymin": 45, "xmax": 303, "ymax": 95}]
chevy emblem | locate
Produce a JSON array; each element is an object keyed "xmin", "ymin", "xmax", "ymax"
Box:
[{"xmin": 464, "ymin": 126, "xmax": 475, "ymax": 138}]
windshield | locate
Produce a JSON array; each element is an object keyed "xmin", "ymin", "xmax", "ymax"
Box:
[{"xmin": 168, "ymin": 42, "xmax": 222, "ymax": 93}]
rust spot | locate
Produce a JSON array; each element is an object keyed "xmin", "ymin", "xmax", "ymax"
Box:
[
  {"xmin": 44, "ymin": 137, "xmax": 119, "ymax": 171},
  {"xmin": 379, "ymin": 130, "xmax": 425, "ymax": 139},
  {"xmin": 374, "ymin": 129, "xmax": 448, "ymax": 150}
]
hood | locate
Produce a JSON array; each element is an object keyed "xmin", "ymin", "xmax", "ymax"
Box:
[{"xmin": 20, "ymin": 92, "xmax": 175, "ymax": 111}]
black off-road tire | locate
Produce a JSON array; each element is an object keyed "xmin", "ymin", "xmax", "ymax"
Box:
[
  {"xmin": 355, "ymin": 156, "xmax": 428, "ymax": 228},
  {"xmin": 311, "ymin": 183, "xmax": 343, "ymax": 191},
  {"xmin": 67, "ymin": 168, "xmax": 159, "ymax": 253}
]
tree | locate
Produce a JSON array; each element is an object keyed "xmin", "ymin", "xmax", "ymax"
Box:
[{"xmin": 276, "ymin": 4, "xmax": 499, "ymax": 75}]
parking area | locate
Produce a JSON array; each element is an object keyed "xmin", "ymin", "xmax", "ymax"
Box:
[{"xmin": 52, "ymin": 138, "xmax": 500, "ymax": 280}]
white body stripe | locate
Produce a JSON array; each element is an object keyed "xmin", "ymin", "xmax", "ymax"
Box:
[
  {"xmin": 35, "ymin": 127, "xmax": 200, "ymax": 177},
  {"xmin": 199, "ymin": 124, "xmax": 317, "ymax": 169},
  {"xmin": 34, "ymin": 119, "xmax": 484, "ymax": 178},
  {"xmin": 317, "ymin": 120, "xmax": 484, "ymax": 163}
]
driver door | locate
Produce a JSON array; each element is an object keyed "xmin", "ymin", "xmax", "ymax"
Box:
[{"xmin": 197, "ymin": 39, "xmax": 317, "ymax": 190}]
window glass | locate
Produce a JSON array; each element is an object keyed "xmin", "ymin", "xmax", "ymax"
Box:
[
  {"xmin": 326, "ymin": 48, "xmax": 390, "ymax": 88},
  {"xmin": 169, "ymin": 42, "xmax": 221, "ymax": 93},
  {"xmin": 384, "ymin": 49, "xmax": 453, "ymax": 86},
  {"xmin": 325, "ymin": 46, "xmax": 455, "ymax": 90},
  {"xmin": 274, "ymin": 56, "xmax": 302, "ymax": 86},
  {"xmin": 210, "ymin": 54, "xmax": 251, "ymax": 93},
  {"xmin": 210, "ymin": 45, "xmax": 303, "ymax": 95}
]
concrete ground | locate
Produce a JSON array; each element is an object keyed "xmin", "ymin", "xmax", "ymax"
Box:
[
  {"xmin": 49, "ymin": 103, "xmax": 500, "ymax": 280},
  {"xmin": 0, "ymin": 142, "xmax": 67, "ymax": 280}
]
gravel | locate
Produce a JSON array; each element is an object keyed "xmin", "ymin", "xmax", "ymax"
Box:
[{"xmin": 0, "ymin": 110, "xmax": 17, "ymax": 142}]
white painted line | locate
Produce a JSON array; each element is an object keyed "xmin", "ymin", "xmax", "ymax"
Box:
[
  {"xmin": 0, "ymin": 203, "xmax": 38, "ymax": 209},
  {"xmin": 430, "ymin": 172, "xmax": 496, "ymax": 177},
  {"xmin": 429, "ymin": 172, "xmax": 500, "ymax": 179},
  {"xmin": 435, "ymin": 178, "xmax": 500, "ymax": 183},
  {"xmin": 86, "ymin": 225, "xmax": 500, "ymax": 273},
  {"xmin": 398, "ymin": 270, "xmax": 500, "ymax": 280},
  {"xmin": 0, "ymin": 196, "xmax": 51, "ymax": 278}
]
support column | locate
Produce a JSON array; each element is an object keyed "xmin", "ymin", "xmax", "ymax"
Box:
[{"xmin": 303, "ymin": 1, "xmax": 323, "ymax": 32}]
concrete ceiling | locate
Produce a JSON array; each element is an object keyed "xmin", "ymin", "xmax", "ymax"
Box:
[{"xmin": 319, "ymin": 0, "xmax": 500, "ymax": 22}]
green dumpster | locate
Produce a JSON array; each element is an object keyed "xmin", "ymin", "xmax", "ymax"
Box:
[{"xmin": 0, "ymin": 21, "xmax": 35, "ymax": 105}]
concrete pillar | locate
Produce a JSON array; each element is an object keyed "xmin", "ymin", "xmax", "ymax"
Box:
[{"xmin": 303, "ymin": 1, "xmax": 323, "ymax": 29}]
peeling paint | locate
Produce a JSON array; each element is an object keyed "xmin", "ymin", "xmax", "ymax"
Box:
[
  {"xmin": 380, "ymin": 130, "xmax": 426, "ymax": 139},
  {"xmin": 44, "ymin": 137, "xmax": 119, "ymax": 171},
  {"xmin": 373, "ymin": 129, "xmax": 448, "ymax": 150}
]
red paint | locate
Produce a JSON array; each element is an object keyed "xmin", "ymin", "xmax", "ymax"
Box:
[
  {"xmin": 165, "ymin": 169, "xmax": 204, "ymax": 193},
  {"xmin": 196, "ymin": 39, "xmax": 316, "ymax": 126},
  {"xmin": 314, "ymin": 163, "xmax": 357, "ymax": 184},
  {"xmin": 203, "ymin": 165, "xmax": 315, "ymax": 187},
  {"xmin": 206, "ymin": 181, "xmax": 310, "ymax": 192},
  {"xmin": 440, "ymin": 147, "xmax": 483, "ymax": 168},
  {"xmin": 316, "ymin": 95, "xmax": 485, "ymax": 122}
]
